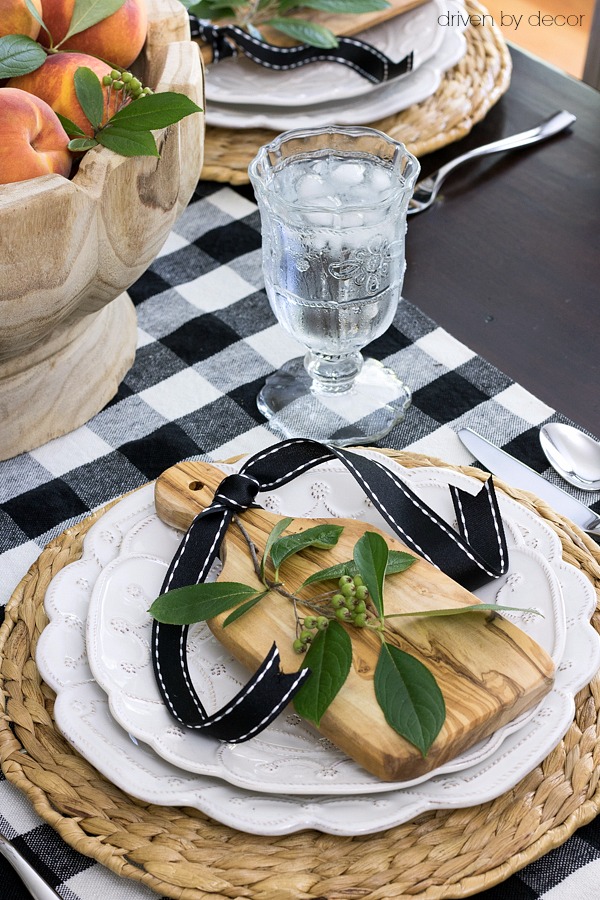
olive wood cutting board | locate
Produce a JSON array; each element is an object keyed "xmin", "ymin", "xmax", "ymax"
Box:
[{"xmin": 155, "ymin": 460, "xmax": 555, "ymax": 782}]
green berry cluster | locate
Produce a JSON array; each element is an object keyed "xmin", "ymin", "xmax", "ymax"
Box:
[
  {"xmin": 331, "ymin": 574, "xmax": 369, "ymax": 627},
  {"xmin": 292, "ymin": 614, "xmax": 329, "ymax": 653},
  {"xmin": 102, "ymin": 69, "xmax": 154, "ymax": 100}
]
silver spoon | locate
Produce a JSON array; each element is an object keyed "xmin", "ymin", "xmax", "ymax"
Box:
[{"xmin": 539, "ymin": 423, "xmax": 600, "ymax": 491}]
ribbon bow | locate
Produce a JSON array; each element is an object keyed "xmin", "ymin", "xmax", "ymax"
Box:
[{"xmin": 152, "ymin": 439, "xmax": 508, "ymax": 742}]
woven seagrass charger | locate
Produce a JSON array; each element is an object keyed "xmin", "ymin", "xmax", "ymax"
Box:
[
  {"xmin": 2, "ymin": 449, "xmax": 600, "ymax": 900},
  {"xmin": 200, "ymin": 0, "xmax": 512, "ymax": 184}
]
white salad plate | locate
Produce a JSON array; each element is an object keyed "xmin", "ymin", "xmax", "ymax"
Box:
[
  {"xmin": 205, "ymin": 24, "xmax": 466, "ymax": 130},
  {"xmin": 204, "ymin": 0, "xmax": 448, "ymax": 108},
  {"xmin": 36, "ymin": 453, "xmax": 600, "ymax": 835}
]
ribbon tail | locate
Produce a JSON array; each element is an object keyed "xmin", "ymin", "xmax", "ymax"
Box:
[
  {"xmin": 194, "ymin": 644, "xmax": 311, "ymax": 743},
  {"xmin": 333, "ymin": 448, "xmax": 510, "ymax": 591},
  {"xmin": 152, "ymin": 620, "xmax": 310, "ymax": 741},
  {"xmin": 450, "ymin": 479, "xmax": 509, "ymax": 580}
]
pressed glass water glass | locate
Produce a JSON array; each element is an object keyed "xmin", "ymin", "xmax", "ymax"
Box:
[{"xmin": 249, "ymin": 125, "xmax": 420, "ymax": 446}]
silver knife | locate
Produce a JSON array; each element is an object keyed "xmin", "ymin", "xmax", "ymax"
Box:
[
  {"xmin": 0, "ymin": 833, "xmax": 62, "ymax": 900},
  {"xmin": 457, "ymin": 428, "xmax": 600, "ymax": 538}
]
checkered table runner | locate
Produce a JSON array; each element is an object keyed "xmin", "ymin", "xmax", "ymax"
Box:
[{"xmin": 1, "ymin": 182, "xmax": 599, "ymax": 900}]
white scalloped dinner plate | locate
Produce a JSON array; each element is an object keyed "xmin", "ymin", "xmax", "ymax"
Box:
[
  {"xmin": 35, "ymin": 453, "xmax": 600, "ymax": 834},
  {"xmin": 205, "ymin": 0, "xmax": 448, "ymax": 108},
  {"xmin": 205, "ymin": 23, "xmax": 466, "ymax": 130}
]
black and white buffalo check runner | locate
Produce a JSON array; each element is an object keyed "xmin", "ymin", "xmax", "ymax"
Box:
[{"xmin": 1, "ymin": 182, "xmax": 599, "ymax": 900}]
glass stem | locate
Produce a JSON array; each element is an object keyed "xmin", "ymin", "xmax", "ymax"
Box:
[{"xmin": 304, "ymin": 350, "xmax": 363, "ymax": 394}]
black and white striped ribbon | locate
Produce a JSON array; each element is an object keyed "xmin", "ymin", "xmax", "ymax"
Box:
[
  {"xmin": 189, "ymin": 16, "xmax": 414, "ymax": 84},
  {"xmin": 152, "ymin": 438, "xmax": 508, "ymax": 742}
]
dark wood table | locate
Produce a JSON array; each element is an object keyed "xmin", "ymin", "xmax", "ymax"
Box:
[{"xmin": 404, "ymin": 46, "xmax": 600, "ymax": 435}]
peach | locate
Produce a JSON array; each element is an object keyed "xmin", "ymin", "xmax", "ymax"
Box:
[
  {"xmin": 39, "ymin": 0, "xmax": 148, "ymax": 69},
  {"xmin": 0, "ymin": 0, "xmax": 43, "ymax": 40},
  {"xmin": 0, "ymin": 87, "xmax": 71, "ymax": 184},
  {"xmin": 8, "ymin": 52, "xmax": 120, "ymax": 137}
]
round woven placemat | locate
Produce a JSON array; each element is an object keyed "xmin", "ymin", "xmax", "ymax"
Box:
[
  {"xmin": 2, "ymin": 450, "xmax": 600, "ymax": 900},
  {"xmin": 200, "ymin": 1, "xmax": 512, "ymax": 184}
]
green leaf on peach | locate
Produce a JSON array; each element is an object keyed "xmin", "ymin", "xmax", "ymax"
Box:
[
  {"xmin": 96, "ymin": 126, "xmax": 159, "ymax": 156},
  {"xmin": 0, "ymin": 35, "xmax": 46, "ymax": 79},
  {"xmin": 68, "ymin": 137, "xmax": 99, "ymax": 152},
  {"xmin": 61, "ymin": 0, "xmax": 128, "ymax": 43},
  {"xmin": 25, "ymin": 0, "xmax": 51, "ymax": 39},
  {"xmin": 108, "ymin": 92, "xmax": 202, "ymax": 131},
  {"xmin": 56, "ymin": 112, "xmax": 87, "ymax": 137},
  {"xmin": 73, "ymin": 66, "xmax": 105, "ymax": 130}
]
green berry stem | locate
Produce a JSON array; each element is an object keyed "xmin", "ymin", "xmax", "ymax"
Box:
[
  {"xmin": 95, "ymin": 69, "xmax": 156, "ymax": 132},
  {"xmin": 229, "ymin": 515, "xmax": 387, "ymax": 653}
]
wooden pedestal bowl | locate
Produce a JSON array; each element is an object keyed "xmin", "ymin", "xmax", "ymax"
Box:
[{"xmin": 0, "ymin": 0, "xmax": 205, "ymax": 461}]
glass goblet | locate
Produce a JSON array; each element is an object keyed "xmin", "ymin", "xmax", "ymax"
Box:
[{"xmin": 249, "ymin": 125, "xmax": 420, "ymax": 447}]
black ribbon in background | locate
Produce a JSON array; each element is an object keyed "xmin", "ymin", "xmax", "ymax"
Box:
[
  {"xmin": 152, "ymin": 438, "xmax": 509, "ymax": 742},
  {"xmin": 189, "ymin": 16, "xmax": 414, "ymax": 84}
]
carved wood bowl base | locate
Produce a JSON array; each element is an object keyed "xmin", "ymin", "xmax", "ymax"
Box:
[{"xmin": 0, "ymin": 293, "xmax": 137, "ymax": 461}]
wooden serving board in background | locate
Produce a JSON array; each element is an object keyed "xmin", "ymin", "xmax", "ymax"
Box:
[
  {"xmin": 155, "ymin": 460, "xmax": 555, "ymax": 782},
  {"xmin": 253, "ymin": 0, "xmax": 428, "ymax": 45}
]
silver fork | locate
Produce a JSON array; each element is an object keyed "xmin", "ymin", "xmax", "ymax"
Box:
[
  {"xmin": 408, "ymin": 110, "xmax": 576, "ymax": 214},
  {"xmin": 0, "ymin": 833, "xmax": 62, "ymax": 900}
]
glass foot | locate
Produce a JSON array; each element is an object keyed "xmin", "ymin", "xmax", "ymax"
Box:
[{"xmin": 257, "ymin": 356, "xmax": 411, "ymax": 447}]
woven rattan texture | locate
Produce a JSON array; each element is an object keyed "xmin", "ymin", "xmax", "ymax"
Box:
[
  {"xmin": 200, "ymin": 1, "xmax": 512, "ymax": 185},
  {"xmin": 2, "ymin": 451, "xmax": 600, "ymax": 900}
]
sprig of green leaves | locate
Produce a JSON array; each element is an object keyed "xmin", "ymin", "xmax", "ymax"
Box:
[
  {"xmin": 149, "ymin": 518, "xmax": 342, "ymax": 625},
  {"xmin": 60, "ymin": 67, "xmax": 202, "ymax": 157}
]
